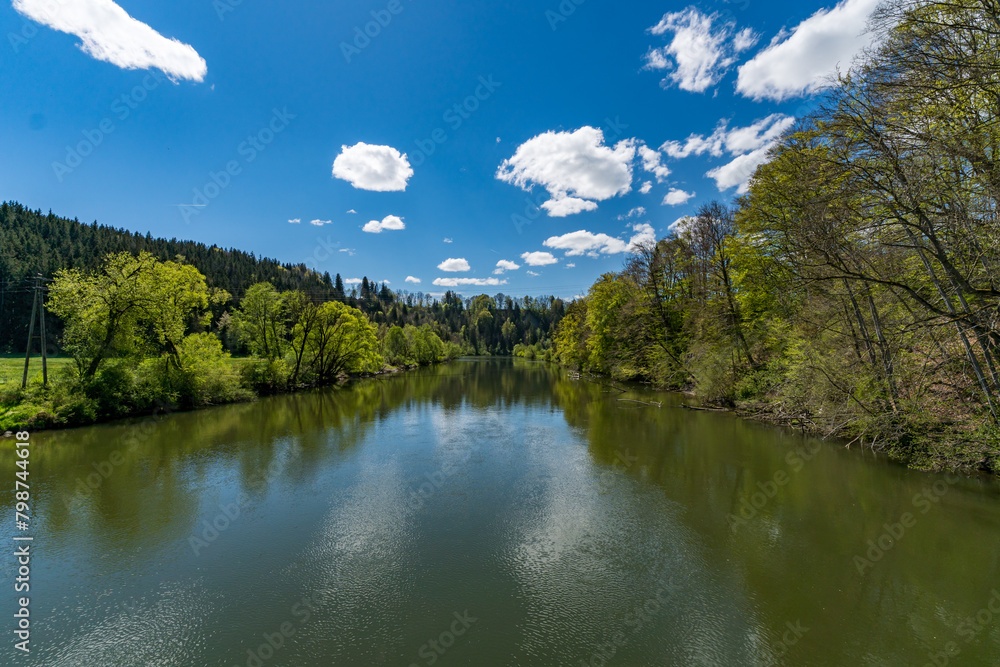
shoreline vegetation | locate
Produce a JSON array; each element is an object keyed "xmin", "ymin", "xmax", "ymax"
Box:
[
  {"xmin": 0, "ymin": 247, "xmax": 561, "ymax": 433},
  {"xmin": 553, "ymin": 1, "xmax": 1000, "ymax": 475}
]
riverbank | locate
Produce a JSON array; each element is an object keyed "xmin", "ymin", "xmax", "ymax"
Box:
[
  {"xmin": 565, "ymin": 370, "xmax": 999, "ymax": 476},
  {"xmin": 0, "ymin": 357, "xmax": 449, "ymax": 434}
]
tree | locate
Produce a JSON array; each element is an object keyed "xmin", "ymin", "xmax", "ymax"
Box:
[
  {"xmin": 382, "ymin": 325, "xmax": 409, "ymax": 366},
  {"xmin": 47, "ymin": 251, "xmax": 225, "ymax": 378},
  {"xmin": 303, "ymin": 301, "xmax": 382, "ymax": 382},
  {"xmin": 232, "ymin": 282, "xmax": 287, "ymax": 360}
]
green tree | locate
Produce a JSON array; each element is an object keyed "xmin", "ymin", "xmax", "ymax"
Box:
[
  {"xmin": 382, "ymin": 326, "xmax": 410, "ymax": 366},
  {"xmin": 232, "ymin": 282, "xmax": 287, "ymax": 360},
  {"xmin": 47, "ymin": 251, "xmax": 225, "ymax": 378},
  {"xmin": 303, "ymin": 301, "xmax": 383, "ymax": 382}
]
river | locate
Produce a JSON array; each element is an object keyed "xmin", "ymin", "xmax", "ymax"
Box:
[{"xmin": 2, "ymin": 358, "xmax": 999, "ymax": 665}]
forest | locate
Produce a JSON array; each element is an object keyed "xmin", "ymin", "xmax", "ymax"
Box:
[
  {"xmin": 553, "ymin": 0, "xmax": 1000, "ymax": 473},
  {"xmin": 0, "ymin": 202, "xmax": 565, "ymax": 359},
  {"xmin": 0, "ymin": 209, "xmax": 564, "ymax": 430}
]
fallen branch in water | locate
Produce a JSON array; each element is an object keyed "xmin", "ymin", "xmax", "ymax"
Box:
[{"xmin": 680, "ymin": 404, "xmax": 727, "ymax": 412}]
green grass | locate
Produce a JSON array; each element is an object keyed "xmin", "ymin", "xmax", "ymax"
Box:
[{"xmin": 0, "ymin": 354, "xmax": 74, "ymax": 388}]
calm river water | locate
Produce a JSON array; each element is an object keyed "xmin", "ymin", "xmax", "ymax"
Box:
[{"xmin": 2, "ymin": 358, "xmax": 999, "ymax": 666}]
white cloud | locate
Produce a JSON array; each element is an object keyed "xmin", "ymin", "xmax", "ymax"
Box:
[
  {"xmin": 638, "ymin": 145, "xmax": 671, "ymax": 182},
  {"xmin": 405, "ymin": 276, "xmax": 421, "ymax": 284},
  {"xmin": 443, "ymin": 237, "xmax": 453, "ymax": 243},
  {"xmin": 544, "ymin": 230, "xmax": 628, "ymax": 256},
  {"xmin": 13, "ymin": 0, "xmax": 207, "ymax": 81},
  {"xmin": 542, "ymin": 223, "xmax": 657, "ymax": 257},
  {"xmin": 497, "ymin": 127, "xmax": 636, "ymax": 216},
  {"xmin": 344, "ymin": 278, "xmax": 363, "ymax": 285},
  {"xmin": 310, "ymin": 219, "xmax": 331, "ymax": 226},
  {"xmin": 362, "ymin": 215, "xmax": 405, "ymax": 233},
  {"xmin": 339, "ymin": 248, "xmax": 355, "ymax": 256},
  {"xmin": 432, "ymin": 277, "xmax": 505, "ymax": 287},
  {"xmin": 645, "ymin": 7, "xmax": 756, "ymax": 93},
  {"xmin": 526, "ymin": 271, "xmax": 540, "ymax": 277},
  {"xmin": 541, "ymin": 196, "xmax": 599, "ymax": 217},
  {"xmin": 663, "ymin": 188, "xmax": 695, "ymax": 206},
  {"xmin": 627, "ymin": 223, "xmax": 657, "ymax": 250},
  {"xmin": 706, "ymin": 145, "xmax": 772, "ymax": 193},
  {"xmin": 660, "ymin": 114, "xmax": 795, "ymax": 193},
  {"xmin": 437, "ymin": 258, "xmax": 471, "ymax": 272},
  {"xmin": 732, "ymin": 27, "xmax": 759, "ymax": 53},
  {"xmin": 639, "ymin": 181, "xmax": 653, "ymax": 194},
  {"xmin": 332, "ymin": 142, "xmax": 413, "ymax": 191},
  {"xmin": 346, "ymin": 209, "xmax": 357, "ymax": 214},
  {"xmin": 661, "ymin": 114, "xmax": 794, "ymax": 159},
  {"xmin": 520, "ymin": 251, "xmax": 559, "ymax": 266},
  {"xmin": 493, "ymin": 259, "xmax": 520, "ymax": 275},
  {"xmin": 618, "ymin": 206, "xmax": 646, "ymax": 221},
  {"xmin": 724, "ymin": 114, "xmax": 796, "ymax": 153},
  {"xmin": 566, "ymin": 263, "xmax": 576, "ymax": 268},
  {"xmin": 288, "ymin": 218, "xmax": 301, "ymax": 224},
  {"xmin": 736, "ymin": 0, "xmax": 879, "ymax": 101}
]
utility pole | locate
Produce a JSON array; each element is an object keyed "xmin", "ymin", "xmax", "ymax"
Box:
[{"xmin": 21, "ymin": 275, "xmax": 47, "ymax": 389}]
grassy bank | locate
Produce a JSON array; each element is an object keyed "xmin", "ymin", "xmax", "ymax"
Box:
[{"xmin": 0, "ymin": 355, "xmax": 439, "ymax": 433}]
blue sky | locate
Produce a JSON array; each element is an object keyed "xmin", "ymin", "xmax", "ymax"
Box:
[{"xmin": 0, "ymin": 0, "xmax": 878, "ymax": 298}]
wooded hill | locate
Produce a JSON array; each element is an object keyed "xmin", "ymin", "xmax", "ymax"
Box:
[{"xmin": 0, "ymin": 202, "xmax": 564, "ymax": 356}]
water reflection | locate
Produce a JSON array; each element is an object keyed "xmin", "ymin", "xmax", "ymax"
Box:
[{"xmin": 1, "ymin": 359, "xmax": 998, "ymax": 665}]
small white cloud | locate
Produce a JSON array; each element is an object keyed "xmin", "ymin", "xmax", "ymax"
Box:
[
  {"xmin": 520, "ymin": 251, "xmax": 559, "ymax": 266},
  {"xmin": 310, "ymin": 219, "xmax": 331, "ymax": 226},
  {"xmin": 346, "ymin": 209, "xmax": 357, "ymax": 214},
  {"xmin": 443, "ymin": 237, "xmax": 453, "ymax": 243},
  {"xmin": 706, "ymin": 145, "xmax": 772, "ymax": 193},
  {"xmin": 13, "ymin": 0, "xmax": 207, "ymax": 81},
  {"xmin": 544, "ymin": 230, "xmax": 628, "ymax": 256},
  {"xmin": 627, "ymin": 223, "xmax": 656, "ymax": 250},
  {"xmin": 639, "ymin": 181, "xmax": 653, "ymax": 194},
  {"xmin": 362, "ymin": 215, "xmax": 405, "ymax": 233},
  {"xmin": 405, "ymin": 276, "xmax": 421, "ymax": 284},
  {"xmin": 618, "ymin": 207, "xmax": 647, "ymax": 221},
  {"xmin": 736, "ymin": 0, "xmax": 879, "ymax": 101},
  {"xmin": 526, "ymin": 270, "xmax": 540, "ymax": 277},
  {"xmin": 288, "ymin": 218, "xmax": 301, "ymax": 224},
  {"xmin": 332, "ymin": 142, "xmax": 413, "ymax": 191},
  {"xmin": 644, "ymin": 7, "xmax": 754, "ymax": 93},
  {"xmin": 660, "ymin": 114, "xmax": 795, "ymax": 193},
  {"xmin": 638, "ymin": 145, "xmax": 671, "ymax": 182},
  {"xmin": 493, "ymin": 259, "xmax": 520, "ymax": 275},
  {"xmin": 541, "ymin": 196, "xmax": 599, "ymax": 217},
  {"xmin": 566, "ymin": 263, "xmax": 576, "ymax": 268},
  {"xmin": 660, "ymin": 114, "xmax": 794, "ymax": 159},
  {"xmin": 432, "ymin": 277, "xmax": 506, "ymax": 287},
  {"xmin": 338, "ymin": 248, "xmax": 356, "ymax": 256},
  {"xmin": 344, "ymin": 278, "xmax": 363, "ymax": 285},
  {"xmin": 437, "ymin": 258, "xmax": 471, "ymax": 272},
  {"xmin": 497, "ymin": 127, "xmax": 636, "ymax": 216},
  {"xmin": 663, "ymin": 189, "xmax": 695, "ymax": 206},
  {"xmin": 732, "ymin": 27, "xmax": 759, "ymax": 53}
]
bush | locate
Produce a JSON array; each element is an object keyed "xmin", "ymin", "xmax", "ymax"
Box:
[{"xmin": 239, "ymin": 357, "xmax": 289, "ymax": 395}]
